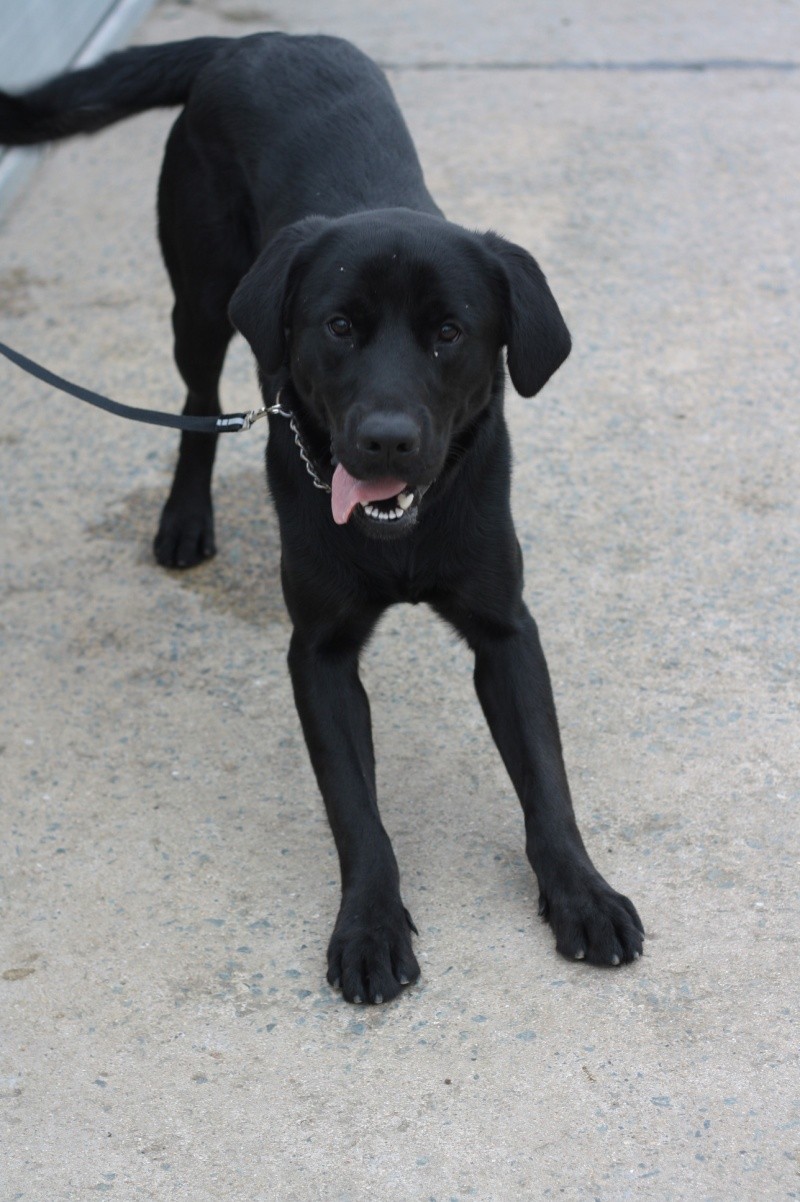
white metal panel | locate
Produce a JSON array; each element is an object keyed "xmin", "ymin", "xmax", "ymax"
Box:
[
  {"xmin": 0, "ymin": 0, "xmax": 120, "ymax": 89},
  {"xmin": 0, "ymin": 0, "xmax": 156, "ymax": 213}
]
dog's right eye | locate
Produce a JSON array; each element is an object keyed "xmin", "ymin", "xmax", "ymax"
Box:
[{"xmin": 327, "ymin": 317, "xmax": 352, "ymax": 337}]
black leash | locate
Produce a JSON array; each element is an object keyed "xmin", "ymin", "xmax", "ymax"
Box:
[{"xmin": 0, "ymin": 338, "xmax": 268, "ymax": 434}]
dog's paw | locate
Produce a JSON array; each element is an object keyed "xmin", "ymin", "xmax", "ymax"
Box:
[
  {"xmin": 154, "ymin": 499, "xmax": 216, "ymax": 569},
  {"xmin": 327, "ymin": 897, "xmax": 420, "ymax": 1004},
  {"xmin": 537, "ymin": 866, "xmax": 644, "ymax": 967}
]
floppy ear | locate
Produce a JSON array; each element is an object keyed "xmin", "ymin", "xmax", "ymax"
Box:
[
  {"xmin": 482, "ymin": 231, "xmax": 571, "ymax": 398},
  {"xmin": 228, "ymin": 216, "xmax": 330, "ymax": 374}
]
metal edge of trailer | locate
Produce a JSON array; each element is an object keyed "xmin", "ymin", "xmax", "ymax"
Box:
[{"xmin": 0, "ymin": 0, "xmax": 157, "ymax": 217}]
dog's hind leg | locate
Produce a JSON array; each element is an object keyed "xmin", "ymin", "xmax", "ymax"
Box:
[{"xmin": 153, "ymin": 113, "xmax": 254, "ymax": 568}]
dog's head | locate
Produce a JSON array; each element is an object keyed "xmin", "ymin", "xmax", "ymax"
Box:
[{"xmin": 229, "ymin": 209, "xmax": 570, "ymax": 539}]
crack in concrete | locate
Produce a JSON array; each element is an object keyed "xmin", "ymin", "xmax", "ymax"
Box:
[{"xmin": 380, "ymin": 58, "xmax": 800, "ymax": 73}]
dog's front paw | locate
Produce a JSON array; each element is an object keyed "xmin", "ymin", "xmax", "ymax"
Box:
[
  {"xmin": 154, "ymin": 497, "xmax": 216, "ymax": 569},
  {"xmin": 327, "ymin": 895, "xmax": 420, "ymax": 1004},
  {"xmin": 537, "ymin": 865, "xmax": 644, "ymax": 967}
]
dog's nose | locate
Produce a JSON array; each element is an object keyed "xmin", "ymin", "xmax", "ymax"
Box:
[{"xmin": 356, "ymin": 412, "xmax": 421, "ymax": 468}]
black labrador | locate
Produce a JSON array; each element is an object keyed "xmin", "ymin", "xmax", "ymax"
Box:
[{"xmin": 1, "ymin": 33, "xmax": 644, "ymax": 1003}]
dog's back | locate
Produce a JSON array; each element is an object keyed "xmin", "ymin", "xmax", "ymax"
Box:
[{"xmin": 182, "ymin": 35, "xmax": 439, "ymax": 225}]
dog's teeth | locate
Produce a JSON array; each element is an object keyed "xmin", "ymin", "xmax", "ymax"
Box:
[
  {"xmin": 397, "ymin": 492, "xmax": 413, "ymax": 510},
  {"xmin": 362, "ymin": 498, "xmax": 407, "ymax": 521}
]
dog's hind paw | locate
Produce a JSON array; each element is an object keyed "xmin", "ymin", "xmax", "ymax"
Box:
[{"xmin": 327, "ymin": 898, "xmax": 420, "ymax": 1004}]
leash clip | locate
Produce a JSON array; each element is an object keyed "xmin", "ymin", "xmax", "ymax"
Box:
[
  {"xmin": 240, "ymin": 395, "xmax": 292, "ymax": 429},
  {"xmin": 240, "ymin": 405, "xmax": 269, "ymax": 431},
  {"xmin": 266, "ymin": 399, "xmax": 293, "ymax": 420}
]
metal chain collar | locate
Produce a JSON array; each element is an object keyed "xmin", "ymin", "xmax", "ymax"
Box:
[{"xmin": 246, "ymin": 390, "xmax": 332, "ymax": 493}]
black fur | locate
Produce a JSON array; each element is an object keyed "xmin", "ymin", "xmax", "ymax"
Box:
[{"xmin": 1, "ymin": 33, "xmax": 644, "ymax": 1002}]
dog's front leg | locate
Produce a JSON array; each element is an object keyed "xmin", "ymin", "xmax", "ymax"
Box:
[
  {"xmin": 287, "ymin": 629, "xmax": 420, "ymax": 1003},
  {"xmin": 439, "ymin": 596, "xmax": 644, "ymax": 966}
]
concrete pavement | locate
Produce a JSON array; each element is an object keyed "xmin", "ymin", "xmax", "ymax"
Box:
[{"xmin": 2, "ymin": 2, "xmax": 799, "ymax": 1198}]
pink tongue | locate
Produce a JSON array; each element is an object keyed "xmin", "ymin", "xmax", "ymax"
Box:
[{"xmin": 331, "ymin": 464, "xmax": 406, "ymax": 526}]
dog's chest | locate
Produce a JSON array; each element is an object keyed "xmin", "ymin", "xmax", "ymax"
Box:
[{"xmin": 354, "ymin": 536, "xmax": 444, "ymax": 608}]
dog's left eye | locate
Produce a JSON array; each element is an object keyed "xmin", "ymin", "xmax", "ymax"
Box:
[
  {"xmin": 437, "ymin": 323, "xmax": 461, "ymax": 343},
  {"xmin": 328, "ymin": 317, "xmax": 352, "ymax": 337}
]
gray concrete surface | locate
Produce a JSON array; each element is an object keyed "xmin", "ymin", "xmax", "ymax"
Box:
[{"xmin": 2, "ymin": 2, "xmax": 799, "ymax": 1198}]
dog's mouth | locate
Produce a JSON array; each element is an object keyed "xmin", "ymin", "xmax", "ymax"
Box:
[{"xmin": 331, "ymin": 464, "xmax": 424, "ymax": 533}]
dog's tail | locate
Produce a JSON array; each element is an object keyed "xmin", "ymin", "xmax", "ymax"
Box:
[{"xmin": 0, "ymin": 37, "xmax": 229, "ymax": 146}]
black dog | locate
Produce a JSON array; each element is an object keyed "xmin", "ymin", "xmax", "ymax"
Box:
[{"xmin": 1, "ymin": 34, "xmax": 644, "ymax": 1002}]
